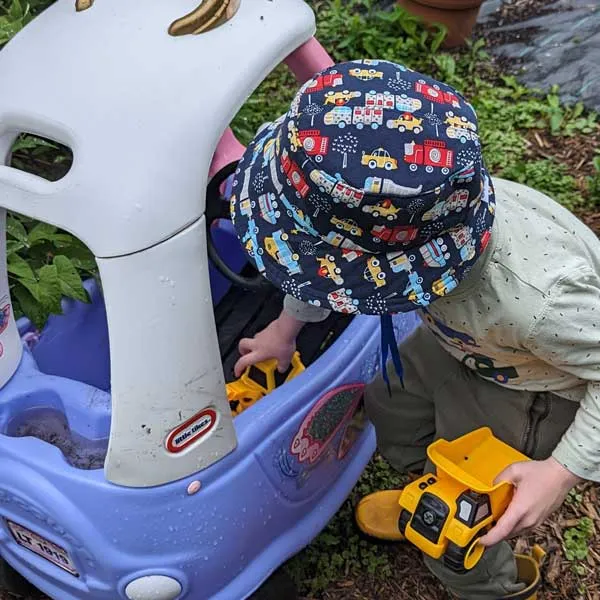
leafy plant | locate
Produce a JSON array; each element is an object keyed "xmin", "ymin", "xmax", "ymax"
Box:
[
  {"xmin": 564, "ymin": 517, "xmax": 595, "ymax": 563},
  {"xmin": 587, "ymin": 154, "xmax": 600, "ymax": 206},
  {"xmin": 6, "ymin": 215, "xmax": 96, "ymax": 328},
  {"xmin": 285, "ymin": 454, "xmax": 408, "ymax": 594},
  {"xmin": 500, "ymin": 160, "xmax": 581, "ymax": 210}
]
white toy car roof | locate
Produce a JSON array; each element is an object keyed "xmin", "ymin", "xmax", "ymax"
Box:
[{"xmin": 0, "ymin": 0, "xmax": 316, "ymax": 487}]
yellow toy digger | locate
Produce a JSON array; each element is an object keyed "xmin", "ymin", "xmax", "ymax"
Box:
[
  {"xmin": 226, "ymin": 352, "xmax": 305, "ymax": 416},
  {"xmin": 398, "ymin": 427, "xmax": 531, "ymax": 573}
]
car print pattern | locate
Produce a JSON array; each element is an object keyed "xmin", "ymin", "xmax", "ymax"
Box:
[{"xmin": 230, "ymin": 60, "xmax": 495, "ymax": 315}]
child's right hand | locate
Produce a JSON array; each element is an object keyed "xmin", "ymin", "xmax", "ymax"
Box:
[{"xmin": 234, "ymin": 312, "xmax": 305, "ymax": 378}]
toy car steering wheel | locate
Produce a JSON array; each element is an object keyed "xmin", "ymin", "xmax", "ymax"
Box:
[{"xmin": 205, "ymin": 161, "xmax": 271, "ymax": 291}]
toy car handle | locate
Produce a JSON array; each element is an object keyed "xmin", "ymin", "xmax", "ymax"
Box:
[{"xmin": 206, "ymin": 37, "xmax": 333, "ymax": 289}]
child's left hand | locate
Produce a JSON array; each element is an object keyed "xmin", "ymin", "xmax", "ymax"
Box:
[{"xmin": 479, "ymin": 457, "xmax": 582, "ymax": 547}]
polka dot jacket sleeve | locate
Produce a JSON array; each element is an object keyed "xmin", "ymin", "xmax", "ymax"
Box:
[{"xmin": 526, "ymin": 266, "xmax": 600, "ymax": 481}]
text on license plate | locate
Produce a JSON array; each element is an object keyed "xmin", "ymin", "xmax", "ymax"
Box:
[{"xmin": 6, "ymin": 520, "xmax": 79, "ymax": 576}]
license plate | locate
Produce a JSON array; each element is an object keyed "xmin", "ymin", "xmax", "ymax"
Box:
[{"xmin": 6, "ymin": 520, "xmax": 79, "ymax": 576}]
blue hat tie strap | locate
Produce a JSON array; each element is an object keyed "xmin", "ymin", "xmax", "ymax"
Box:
[{"xmin": 380, "ymin": 315, "xmax": 404, "ymax": 395}]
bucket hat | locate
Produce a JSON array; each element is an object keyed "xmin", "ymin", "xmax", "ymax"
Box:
[{"xmin": 230, "ymin": 60, "xmax": 495, "ymax": 317}]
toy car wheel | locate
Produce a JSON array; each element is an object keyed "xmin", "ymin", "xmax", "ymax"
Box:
[
  {"xmin": 373, "ymin": 237, "xmax": 381, "ymax": 243},
  {"xmin": 424, "ymin": 293, "xmax": 431, "ymax": 300},
  {"xmin": 281, "ymin": 232, "xmax": 289, "ymax": 241},
  {"xmin": 371, "ymin": 123, "xmax": 379, "ymax": 130},
  {"xmin": 415, "ymin": 127, "xmax": 422, "ymax": 134},
  {"xmin": 258, "ymin": 248, "xmax": 264, "ymax": 255},
  {"xmin": 249, "ymin": 568, "xmax": 299, "ymax": 600},
  {"xmin": 356, "ymin": 123, "xmax": 364, "ymax": 130},
  {"xmin": 398, "ymin": 125, "xmax": 406, "ymax": 132},
  {"xmin": 409, "ymin": 164, "xmax": 418, "ymax": 172},
  {"xmin": 371, "ymin": 210, "xmax": 380, "ymax": 217},
  {"xmin": 425, "ymin": 166, "xmax": 434, "ymax": 174},
  {"xmin": 417, "ymin": 276, "xmax": 423, "ymax": 284},
  {"xmin": 315, "ymin": 154, "xmax": 323, "ymax": 163},
  {"xmin": 0, "ymin": 558, "xmax": 37, "ymax": 597},
  {"xmin": 334, "ymin": 267, "xmax": 342, "ymax": 275},
  {"xmin": 447, "ymin": 111, "xmax": 454, "ymax": 117},
  {"xmin": 371, "ymin": 258, "xmax": 380, "ymax": 267},
  {"xmin": 442, "ymin": 167, "xmax": 450, "ymax": 175},
  {"xmin": 377, "ymin": 272, "xmax": 386, "ymax": 280},
  {"xmin": 338, "ymin": 122, "xmax": 346, "ymax": 129},
  {"xmin": 326, "ymin": 254, "xmax": 335, "ymax": 262},
  {"xmin": 335, "ymin": 222, "xmax": 343, "ymax": 229},
  {"xmin": 275, "ymin": 211, "xmax": 281, "ymax": 219},
  {"xmin": 368, "ymin": 160, "xmax": 377, "ymax": 169},
  {"xmin": 409, "ymin": 254, "xmax": 416, "ymax": 261},
  {"xmin": 384, "ymin": 162, "xmax": 394, "ymax": 170},
  {"xmin": 292, "ymin": 254, "xmax": 300, "ymax": 261},
  {"xmin": 386, "ymin": 214, "xmax": 395, "ymax": 221}
]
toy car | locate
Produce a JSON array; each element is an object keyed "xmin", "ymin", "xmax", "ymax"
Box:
[
  {"xmin": 361, "ymin": 147, "xmax": 398, "ymax": 170},
  {"xmin": 363, "ymin": 257, "xmax": 387, "ymax": 288},
  {"xmin": 398, "ymin": 428, "xmax": 529, "ymax": 573},
  {"xmin": 0, "ymin": 2, "xmax": 424, "ymax": 599},
  {"xmin": 330, "ymin": 216, "xmax": 363, "ymax": 236},
  {"xmin": 361, "ymin": 199, "xmax": 400, "ymax": 220},
  {"xmin": 324, "ymin": 89, "xmax": 361, "ymax": 105},
  {"xmin": 349, "ymin": 68, "xmax": 384, "ymax": 81},
  {"xmin": 386, "ymin": 113, "xmax": 423, "ymax": 133},
  {"xmin": 317, "ymin": 254, "xmax": 344, "ymax": 285}
]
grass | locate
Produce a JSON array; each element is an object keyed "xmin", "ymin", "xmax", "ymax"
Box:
[{"xmin": 1, "ymin": 0, "xmax": 599, "ymax": 599}]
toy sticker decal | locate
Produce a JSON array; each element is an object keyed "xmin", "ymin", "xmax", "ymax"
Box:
[
  {"xmin": 0, "ymin": 300, "xmax": 10, "ymax": 336},
  {"xmin": 165, "ymin": 408, "xmax": 217, "ymax": 454},
  {"xmin": 291, "ymin": 384, "xmax": 364, "ymax": 464}
]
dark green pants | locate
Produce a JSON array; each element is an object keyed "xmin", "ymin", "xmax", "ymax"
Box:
[{"xmin": 364, "ymin": 326, "xmax": 578, "ymax": 599}]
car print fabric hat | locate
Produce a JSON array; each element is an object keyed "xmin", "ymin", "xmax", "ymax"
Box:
[{"xmin": 230, "ymin": 60, "xmax": 495, "ymax": 318}]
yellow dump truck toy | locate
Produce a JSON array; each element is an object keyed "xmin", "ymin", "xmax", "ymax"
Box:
[
  {"xmin": 398, "ymin": 427, "xmax": 530, "ymax": 573},
  {"xmin": 226, "ymin": 352, "xmax": 305, "ymax": 416}
]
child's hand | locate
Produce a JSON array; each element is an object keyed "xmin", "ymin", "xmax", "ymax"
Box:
[
  {"xmin": 233, "ymin": 312, "xmax": 305, "ymax": 378},
  {"xmin": 479, "ymin": 457, "xmax": 582, "ymax": 547}
]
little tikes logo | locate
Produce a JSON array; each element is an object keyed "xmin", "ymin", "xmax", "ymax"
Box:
[{"xmin": 165, "ymin": 408, "xmax": 217, "ymax": 454}]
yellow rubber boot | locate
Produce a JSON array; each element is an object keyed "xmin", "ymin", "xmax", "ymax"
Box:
[
  {"xmin": 503, "ymin": 545, "xmax": 545, "ymax": 600},
  {"xmin": 355, "ymin": 490, "xmax": 406, "ymax": 541}
]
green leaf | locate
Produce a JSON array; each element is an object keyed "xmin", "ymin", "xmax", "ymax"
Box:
[
  {"xmin": 6, "ymin": 215, "xmax": 28, "ymax": 244},
  {"xmin": 28, "ymin": 222, "xmax": 57, "ymax": 245},
  {"xmin": 12, "ymin": 284, "xmax": 48, "ymax": 330},
  {"xmin": 7, "ymin": 254, "xmax": 35, "ymax": 281},
  {"xmin": 53, "ymin": 255, "xmax": 89, "ymax": 303},
  {"xmin": 5, "ymin": 240, "xmax": 25, "ymax": 257},
  {"xmin": 550, "ymin": 113, "xmax": 563, "ymax": 134},
  {"xmin": 37, "ymin": 264, "xmax": 63, "ymax": 314}
]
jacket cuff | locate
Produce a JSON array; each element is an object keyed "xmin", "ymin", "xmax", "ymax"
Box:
[
  {"xmin": 552, "ymin": 435, "xmax": 599, "ymax": 483},
  {"xmin": 283, "ymin": 295, "xmax": 331, "ymax": 323}
]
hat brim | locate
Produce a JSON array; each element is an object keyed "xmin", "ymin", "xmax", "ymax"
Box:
[{"xmin": 230, "ymin": 122, "xmax": 495, "ymax": 315}]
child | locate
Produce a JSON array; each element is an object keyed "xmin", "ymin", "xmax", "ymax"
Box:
[{"xmin": 229, "ymin": 60, "xmax": 599, "ymax": 599}]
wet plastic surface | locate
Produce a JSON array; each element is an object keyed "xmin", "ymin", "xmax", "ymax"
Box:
[{"xmin": 479, "ymin": 0, "xmax": 600, "ymax": 109}]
